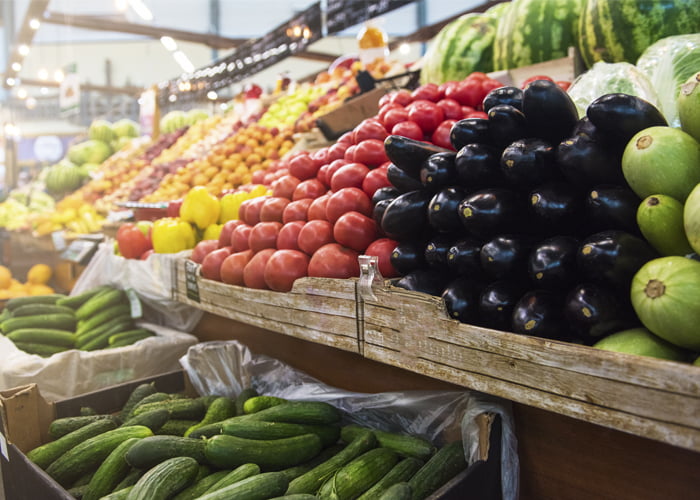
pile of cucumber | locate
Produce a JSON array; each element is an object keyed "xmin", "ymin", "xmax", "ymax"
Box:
[
  {"xmin": 0, "ymin": 285, "xmax": 155, "ymax": 356},
  {"xmin": 27, "ymin": 384, "xmax": 469, "ymax": 500}
]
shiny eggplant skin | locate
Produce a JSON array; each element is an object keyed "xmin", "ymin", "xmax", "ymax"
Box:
[
  {"xmin": 586, "ymin": 93, "xmax": 668, "ymax": 147},
  {"xmin": 511, "ymin": 289, "xmax": 569, "ymax": 340},
  {"xmin": 522, "ymin": 79, "xmax": 579, "ymax": 144},
  {"xmin": 576, "ymin": 230, "xmax": 658, "ymax": 291},
  {"xmin": 528, "ymin": 182, "xmax": 583, "ymax": 235},
  {"xmin": 420, "ymin": 152, "xmax": 458, "ymax": 191},
  {"xmin": 564, "ymin": 282, "xmax": 640, "ymax": 344},
  {"xmin": 384, "ymin": 135, "xmax": 451, "ymax": 177},
  {"xmin": 486, "ymin": 104, "xmax": 528, "ymax": 149},
  {"xmin": 556, "ymin": 134, "xmax": 626, "ymax": 188},
  {"xmin": 390, "ymin": 241, "xmax": 426, "ymax": 275},
  {"xmin": 446, "ymin": 237, "xmax": 484, "ymax": 278},
  {"xmin": 441, "ymin": 277, "xmax": 484, "ymax": 324},
  {"xmin": 584, "ymin": 185, "xmax": 642, "ymax": 236},
  {"xmin": 479, "ymin": 280, "xmax": 526, "ymax": 331},
  {"xmin": 527, "ymin": 236, "xmax": 580, "ymax": 290},
  {"xmin": 381, "ymin": 190, "xmax": 432, "ymax": 240},
  {"xmin": 371, "ymin": 186, "xmax": 401, "ymax": 206},
  {"xmin": 480, "ymin": 235, "xmax": 534, "ymax": 281},
  {"xmin": 500, "ymin": 138, "xmax": 559, "ymax": 188},
  {"xmin": 450, "ymin": 118, "xmax": 490, "ymax": 150},
  {"xmin": 373, "ymin": 199, "xmax": 392, "ymax": 227},
  {"xmin": 428, "ymin": 186, "xmax": 468, "ymax": 233},
  {"xmin": 387, "ymin": 163, "xmax": 424, "ymax": 193},
  {"xmin": 424, "ymin": 234, "xmax": 456, "ymax": 269},
  {"xmin": 455, "ymin": 143, "xmax": 505, "ymax": 190},
  {"xmin": 395, "ymin": 268, "xmax": 451, "ymax": 297},
  {"xmin": 482, "ymin": 86, "xmax": 523, "ymax": 113},
  {"xmin": 458, "ymin": 188, "xmax": 526, "ymax": 238}
]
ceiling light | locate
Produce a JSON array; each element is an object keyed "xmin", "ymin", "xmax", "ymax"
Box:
[
  {"xmin": 29, "ymin": 18, "xmax": 41, "ymax": 30},
  {"xmin": 38, "ymin": 68, "xmax": 49, "ymax": 80},
  {"xmin": 18, "ymin": 44, "xmax": 30, "ymax": 56},
  {"xmin": 40, "ymin": 87, "xmax": 49, "ymax": 95},
  {"xmin": 128, "ymin": 0, "xmax": 154, "ymax": 21},
  {"xmin": 115, "ymin": 0, "xmax": 128, "ymax": 12},
  {"xmin": 160, "ymin": 36, "xmax": 177, "ymax": 52},
  {"xmin": 173, "ymin": 50, "xmax": 195, "ymax": 73},
  {"xmin": 6, "ymin": 77, "xmax": 17, "ymax": 86},
  {"xmin": 11, "ymin": 62, "xmax": 22, "ymax": 72},
  {"xmin": 168, "ymin": 94, "xmax": 177, "ymax": 102},
  {"xmin": 207, "ymin": 91, "xmax": 218, "ymax": 100},
  {"xmin": 26, "ymin": 97, "xmax": 37, "ymax": 109},
  {"xmin": 17, "ymin": 88, "xmax": 28, "ymax": 99},
  {"xmin": 54, "ymin": 69, "xmax": 65, "ymax": 83},
  {"xmin": 4, "ymin": 123, "xmax": 21, "ymax": 139},
  {"xmin": 399, "ymin": 43, "xmax": 411, "ymax": 55}
]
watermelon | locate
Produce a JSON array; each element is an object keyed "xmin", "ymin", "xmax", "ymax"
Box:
[
  {"xmin": 88, "ymin": 119, "xmax": 115, "ymax": 143},
  {"xmin": 578, "ymin": 0, "xmax": 700, "ymax": 69},
  {"xmin": 420, "ymin": 4, "xmax": 509, "ymax": 85},
  {"xmin": 493, "ymin": 0, "xmax": 582, "ymax": 71}
]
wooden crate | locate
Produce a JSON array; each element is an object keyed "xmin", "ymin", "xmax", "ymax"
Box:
[
  {"xmin": 360, "ymin": 282, "xmax": 700, "ymax": 453},
  {"xmin": 173, "ymin": 259, "xmax": 361, "ymax": 353}
]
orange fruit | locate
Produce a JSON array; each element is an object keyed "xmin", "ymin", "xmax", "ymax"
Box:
[
  {"xmin": 27, "ymin": 264, "xmax": 52, "ymax": 285},
  {"xmin": 0, "ymin": 265, "xmax": 12, "ymax": 289}
]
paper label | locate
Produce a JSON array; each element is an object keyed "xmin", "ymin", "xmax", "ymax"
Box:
[
  {"xmin": 184, "ymin": 260, "xmax": 201, "ymax": 303},
  {"xmin": 125, "ymin": 288, "xmax": 143, "ymax": 319},
  {"xmin": 52, "ymin": 231, "xmax": 67, "ymax": 251}
]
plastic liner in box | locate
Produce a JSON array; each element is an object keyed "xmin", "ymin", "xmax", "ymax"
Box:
[{"xmin": 180, "ymin": 341, "xmax": 520, "ymax": 500}]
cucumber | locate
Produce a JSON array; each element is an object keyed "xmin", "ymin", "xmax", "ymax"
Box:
[
  {"xmin": 357, "ymin": 457, "xmax": 424, "ymax": 500},
  {"xmin": 45, "ymin": 425, "xmax": 154, "ymax": 487},
  {"xmin": 108, "ymin": 329, "xmax": 154, "ymax": 347},
  {"xmin": 56, "ymin": 285, "xmax": 112, "ymax": 309},
  {"xmin": 270, "ymin": 495, "xmax": 319, "ymax": 500},
  {"xmin": 114, "ymin": 469, "xmax": 144, "ymax": 491},
  {"xmin": 287, "ymin": 429, "xmax": 377, "ymax": 495},
  {"xmin": 234, "ymin": 387, "xmax": 259, "ymax": 415},
  {"xmin": 120, "ymin": 408, "xmax": 170, "ymax": 432},
  {"xmin": 75, "ymin": 314, "xmax": 134, "ymax": 345},
  {"xmin": 194, "ymin": 464, "xmax": 212, "ymax": 482},
  {"xmin": 317, "ymin": 448, "xmax": 399, "ymax": 500},
  {"xmin": 11, "ymin": 303, "xmax": 77, "ymax": 317},
  {"xmin": 172, "ymin": 470, "xmax": 232, "ymax": 500},
  {"xmin": 201, "ymin": 463, "xmax": 261, "ymax": 495},
  {"xmin": 156, "ymin": 419, "xmax": 200, "ymax": 436},
  {"xmin": 80, "ymin": 407, "xmax": 98, "ymax": 416},
  {"xmin": 119, "ymin": 382, "xmax": 157, "ymax": 422},
  {"xmin": 247, "ymin": 401, "xmax": 342, "ymax": 425},
  {"xmin": 185, "ymin": 396, "xmax": 237, "ymax": 437},
  {"xmin": 243, "ymin": 395, "xmax": 288, "ymax": 414},
  {"xmin": 407, "ymin": 441, "xmax": 467, "ymax": 500},
  {"xmin": 196, "ymin": 472, "xmax": 288, "ymax": 500},
  {"xmin": 124, "ymin": 392, "xmax": 172, "ymax": 420},
  {"xmin": 378, "ymin": 483, "xmax": 413, "ymax": 500},
  {"xmin": 67, "ymin": 484, "xmax": 89, "ymax": 499},
  {"xmin": 1, "ymin": 313, "xmax": 76, "ymax": 334},
  {"xmin": 205, "ymin": 433, "xmax": 323, "ymax": 470},
  {"xmin": 7, "ymin": 328, "xmax": 75, "ymax": 347},
  {"xmin": 81, "ymin": 324, "xmax": 139, "ymax": 352},
  {"xmin": 131, "ymin": 397, "xmax": 206, "ymax": 421},
  {"xmin": 72, "ymin": 470, "xmax": 97, "ymax": 487},
  {"xmin": 125, "ymin": 435, "xmax": 208, "ymax": 469},
  {"xmin": 76, "ymin": 303, "xmax": 132, "ymax": 336},
  {"xmin": 5, "ymin": 294, "xmax": 66, "ymax": 310},
  {"xmin": 342, "ymin": 425, "xmax": 435, "ymax": 460},
  {"xmin": 100, "ymin": 486, "xmax": 133, "ymax": 500},
  {"xmin": 49, "ymin": 414, "xmax": 118, "ymax": 440},
  {"xmin": 13, "ymin": 342, "xmax": 68, "ymax": 357},
  {"xmin": 126, "ymin": 456, "xmax": 199, "ymax": 500},
  {"xmin": 280, "ymin": 444, "xmax": 346, "ymax": 482},
  {"xmin": 222, "ymin": 419, "xmax": 340, "ymax": 447},
  {"xmin": 83, "ymin": 437, "xmax": 142, "ymax": 500},
  {"xmin": 76, "ymin": 288, "xmax": 126, "ymax": 320},
  {"xmin": 27, "ymin": 419, "xmax": 118, "ymax": 470}
]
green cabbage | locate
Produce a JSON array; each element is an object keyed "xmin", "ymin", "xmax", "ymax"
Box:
[{"xmin": 637, "ymin": 34, "xmax": 700, "ymax": 128}]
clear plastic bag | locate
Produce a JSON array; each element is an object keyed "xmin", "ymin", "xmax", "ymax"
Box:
[
  {"xmin": 71, "ymin": 242, "xmax": 203, "ymax": 332},
  {"xmin": 180, "ymin": 341, "xmax": 520, "ymax": 500}
]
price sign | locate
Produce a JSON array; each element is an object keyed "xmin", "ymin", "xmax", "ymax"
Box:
[
  {"xmin": 184, "ymin": 260, "xmax": 201, "ymax": 303},
  {"xmin": 60, "ymin": 239, "xmax": 98, "ymax": 265},
  {"xmin": 52, "ymin": 231, "xmax": 67, "ymax": 252},
  {"xmin": 125, "ymin": 288, "xmax": 143, "ymax": 319}
]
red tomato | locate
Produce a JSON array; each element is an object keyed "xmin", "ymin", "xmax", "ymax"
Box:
[
  {"xmin": 271, "ymin": 175, "xmax": 301, "ymax": 199},
  {"xmin": 411, "ymin": 83, "xmax": 443, "ymax": 102},
  {"xmin": 431, "ymin": 119, "xmax": 458, "ymax": 150},
  {"xmin": 461, "ymin": 105, "xmax": 476, "ymax": 117},
  {"xmin": 337, "ymin": 131, "xmax": 354, "ymax": 144},
  {"xmin": 435, "ymin": 98, "xmax": 464, "ymax": 120},
  {"xmin": 277, "ymin": 221, "xmax": 305, "ymax": 250},
  {"xmin": 407, "ymin": 99, "xmax": 445, "ymax": 135},
  {"xmin": 307, "ymin": 194, "xmax": 330, "ymax": 221},
  {"xmin": 292, "ymin": 178, "xmax": 327, "ymax": 201},
  {"xmin": 201, "ymin": 247, "xmax": 233, "ymax": 282},
  {"xmin": 479, "ymin": 80, "xmax": 504, "ymax": 108},
  {"xmin": 264, "ymin": 249, "xmax": 310, "ymax": 292},
  {"xmin": 251, "ymin": 170, "xmax": 266, "ymax": 184},
  {"xmin": 391, "ymin": 120, "xmax": 424, "ymax": 141},
  {"xmin": 389, "ymin": 89, "xmax": 413, "ymax": 107},
  {"xmin": 219, "ymin": 220, "xmax": 246, "ymax": 249},
  {"xmin": 361, "ymin": 167, "xmax": 391, "ymax": 199},
  {"xmin": 243, "ymin": 248, "xmax": 276, "ymax": 289},
  {"xmin": 116, "ymin": 223, "xmax": 151, "ymax": 259},
  {"xmin": 308, "ymin": 243, "xmax": 360, "ymax": 279},
  {"xmin": 467, "ymin": 72, "xmax": 489, "ymax": 81},
  {"xmin": 465, "ymin": 111, "xmax": 489, "ymax": 119},
  {"xmin": 289, "ymin": 153, "xmax": 320, "ymax": 180},
  {"xmin": 364, "ymin": 237, "xmax": 400, "ymax": 278},
  {"xmin": 191, "ymin": 239, "xmax": 219, "ymax": 264},
  {"xmin": 282, "ymin": 198, "xmax": 312, "ymax": 223},
  {"xmin": 378, "ymin": 103, "xmax": 402, "ymax": 124},
  {"xmin": 326, "ymin": 141, "xmax": 349, "ymax": 161},
  {"xmin": 325, "ymin": 187, "xmax": 372, "ymax": 223},
  {"xmin": 556, "ymin": 80, "xmax": 571, "ymax": 91},
  {"xmin": 333, "ymin": 211, "xmax": 377, "ymax": 252},
  {"xmin": 259, "ymin": 197, "xmax": 290, "ymax": 223},
  {"xmin": 310, "ymin": 147, "xmax": 330, "ymax": 167},
  {"xmin": 521, "ymin": 75, "xmax": 554, "ymax": 89},
  {"xmin": 220, "ymin": 250, "xmax": 254, "ymax": 286},
  {"xmin": 353, "ymin": 118, "xmax": 388, "ymax": 143},
  {"xmin": 438, "ymin": 81, "xmax": 459, "ymax": 97},
  {"xmin": 382, "ymin": 107, "xmax": 409, "ymax": 131},
  {"xmin": 378, "ymin": 93, "xmax": 393, "ymax": 108},
  {"xmin": 445, "ymin": 79, "xmax": 483, "ymax": 108},
  {"xmin": 240, "ymin": 196, "xmax": 266, "ymax": 226},
  {"xmin": 344, "ymin": 144, "xmax": 356, "ymax": 162},
  {"xmin": 353, "ymin": 139, "xmax": 388, "ymax": 168},
  {"xmin": 298, "ymin": 220, "xmax": 335, "ymax": 255},
  {"xmin": 330, "ymin": 163, "xmax": 370, "ymax": 191},
  {"xmin": 323, "ymin": 159, "xmax": 348, "ymax": 188},
  {"xmin": 248, "ymin": 221, "xmax": 282, "ymax": 253},
  {"xmin": 230, "ymin": 224, "xmax": 253, "ymax": 252}
]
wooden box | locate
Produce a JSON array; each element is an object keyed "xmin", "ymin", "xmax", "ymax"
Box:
[
  {"xmin": 173, "ymin": 259, "xmax": 361, "ymax": 353},
  {"xmin": 360, "ymin": 282, "xmax": 700, "ymax": 453}
]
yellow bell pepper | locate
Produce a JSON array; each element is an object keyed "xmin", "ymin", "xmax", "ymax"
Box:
[
  {"xmin": 202, "ymin": 223, "xmax": 223, "ymax": 241},
  {"xmin": 152, "ymin": 217, "xmax": 196, "ymax": 253},
  {"xmin": 180, "ymin": 186, "xmax": 221, "ymax": 230},
  {"xmin": 219, "ymin": 191, "xmax": 248, "ymax": 223}
]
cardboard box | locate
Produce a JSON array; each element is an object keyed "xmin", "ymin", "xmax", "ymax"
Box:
[
  {"xmin": 316, "ymin": 87, "xmax": 386, "ymax": 140},
  {"xmin": 1, "ymin": 371, "xmax": 502, "ymax": 500}
]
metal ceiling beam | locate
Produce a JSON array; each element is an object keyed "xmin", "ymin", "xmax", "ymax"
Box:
[
  {"xmin": 291, "ymin": 50, "xmax": 338, "ymax": 63},
  {"xmin": 6, "ymin": 77, "xmax": 143, "ymax": 96}
]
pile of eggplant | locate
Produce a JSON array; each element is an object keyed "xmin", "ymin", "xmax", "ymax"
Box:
[{"xmin": 375, "ymin": 81, "xmax": 667, "ymax": 343}]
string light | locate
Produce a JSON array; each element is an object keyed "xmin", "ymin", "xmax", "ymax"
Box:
[
  {"xmin": 54, "ymin": 69, "xmax": 65, "ymax": 82},
  {"xmin": 29, "ymin": 18, "xmax": 41, "ymax": 30},
  {"xmin": 11, "ymin": 62, "xmax": 22, "ymax": 72},
  {"xmin": 38, "ymin": 68, "xmax": 49, "ymax": 80},
  {"xmin": 18, "ymin": 44, "xmax": 30, "ymax": 56}
]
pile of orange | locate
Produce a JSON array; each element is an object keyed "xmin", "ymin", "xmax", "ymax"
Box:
[{"xmin": 0, "ymin": 264, "xmax": 55, "ymax": 300}]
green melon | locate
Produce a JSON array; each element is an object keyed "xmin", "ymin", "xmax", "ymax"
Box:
[
  {"xmin": 637, "ymin": 194, "xmax": 693, "ymax": 256},
  {"xmin": 678, "ymin": 72, "xmax": 700, "ymax": 142},
  {"xmin": 593, "ymin": 327, "xmax": 687, "ymax": 361},
  {"xmin": 683, "ymin": 183, "xmax": 700, "ymax": 254}
]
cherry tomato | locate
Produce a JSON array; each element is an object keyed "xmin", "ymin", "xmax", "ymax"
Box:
[
  {"xmin": 353, "ymin": 118, "xmax": 389, "ymax": 143},
  {"xmin": 407, "ymin": 99, "xmax": 445, "ymax": 135},
  {"xmin": 271, "ymin": 175, "xmax": 300, "ymax": 199},
  {"xmin": 298, "ymin": 220, "xmax": 335, "ymax": 255},
  {"xmin": 259, "ymin": 197, "xmax": 290, "ymax": 223},
  {"xmin": 220, "ymin": 250, "xmax": 254, "ymax": 286},
  {"xmin": 277, "ymin": 221, "xmax": 305, "ymax": 251},
  {"xmin": 308, "ymin": 243, "xmax": 361, "ymax": 279},
  {"xmin": 330, "ymin": 163, "xmax": 370, "ymax": 191},
  {"xmin": 264, "ymin": 249, "xmax": 310, "ymax": 292},
  {"xmin": 243, "ymin": 248, "xmax": 276, "ymax": 289},
  {"xmin": 289, "ymin": 153, "xmax": 320, "ymax": 180},
  {"xmin": 431, "ymin": 119, "xmax": 458, "ymax": 150},
  {"xmin": 361, "ymin": 167, "xmax": 391, "ymax": 199},
  {"xmin": 307, "ymin": 194, "xmax": 330, "ymax": 221},
  {"xmin": 333, "ymin": 211, "xmax": 377, "ymax": 252},
  {"xmin": 391, "ymin": 121, "xmax": 424, "ymax": 141},
  {"xmin": 326, "ymin": 187, "xmax": 372, "ymax": 223},
  {"xmin": 230, "ymin": 224, "xmax": 253, "ymax": 252},
  {"xmin": 282, "ymin": 198, "xmax": 312, "ymax": 223},
  {"xmin": 292, "ymin": 178, "xmax": 327, "ymax": 201},
  {"xmin": 364, "ymin": 237, "xmax": 400, "ymax": 278},
  {"xmin": 353, "ymin": 139, "xmax": 388, "ymax": 168}
]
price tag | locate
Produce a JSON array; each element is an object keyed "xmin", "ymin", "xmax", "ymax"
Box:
[
  {"xmin": 184, "ymin": 260, "xmax": 200, "ymax": 303},
  {"xmin": 0, "ymin": 432, "xmax": 8, "ymax": 460},
  {"xmin": 125, "ymin": 288, "xmax": 143, "ymax": 319},
  {"xmin": 60, "ymin": 240, "xmax": 98, "ymax": 265},
  {"xmin": 107, "ymin": 210, "xmax": 134, "ymax": 223},
  {"xmin": 52, "ymin": 231, "xmax": 67, "ymax": 251}
]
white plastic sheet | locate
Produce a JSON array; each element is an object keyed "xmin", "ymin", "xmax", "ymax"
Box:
[{"xmin": 180, "ymin": 341, "xmax": 520, "ymax": 500}]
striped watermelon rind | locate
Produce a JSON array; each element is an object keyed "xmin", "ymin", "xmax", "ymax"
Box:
[{"xmin": 578, "ymin": 0, "xmax": 700, "ymax": 69}]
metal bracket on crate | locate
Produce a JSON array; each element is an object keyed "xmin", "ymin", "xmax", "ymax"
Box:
[{"xmin": 358, "ymin": 255, "xmax": 383, "ymax": 302}]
